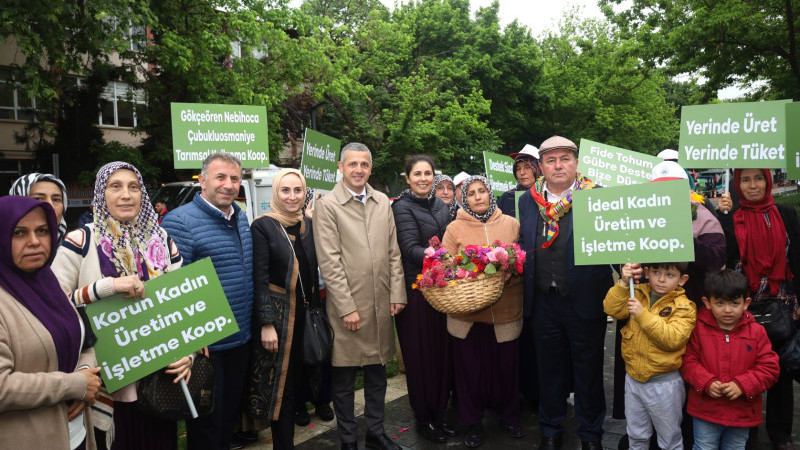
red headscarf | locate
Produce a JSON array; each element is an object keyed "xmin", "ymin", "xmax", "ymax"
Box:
[{"xmin": 732, "ymin": 169, "xmax": 792, "ymax": 294}]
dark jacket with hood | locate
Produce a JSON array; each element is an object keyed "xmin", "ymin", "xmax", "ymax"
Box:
[{"xmin": 391, "ymin": 191, "xmax": 451, "ymax": 289}]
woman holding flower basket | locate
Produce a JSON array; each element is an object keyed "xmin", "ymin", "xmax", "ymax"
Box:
[
  {"xmin": 440, "ymin": 175, "xmax": 525, "ymax": 448},
  {"xmin": 391, "ymin": 155, "xmax": 454, "ymax": 444}
]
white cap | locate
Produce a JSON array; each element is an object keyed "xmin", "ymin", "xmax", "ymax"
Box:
[
  {"xmin": 657, "ymin": 149, "xmax": 679, "ymax": 161},
  {"xmin": 651, "ymin": 161, "xmax": 688, "ymax": 182},
  {"xmin": 453, "ymin": 171, "xmax": 471, "ymax": 186},
  {"xmin": 509, "ymin": 144, "xmax": 540, "ymax": 160}
]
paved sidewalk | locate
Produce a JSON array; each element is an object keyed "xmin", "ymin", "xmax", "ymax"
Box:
[{"xmin": 244, "ymin": 322, "xmax": 800, "ymax": 449}]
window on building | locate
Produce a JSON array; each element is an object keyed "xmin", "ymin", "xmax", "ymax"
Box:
[
  {"xmin": 98, "ymin": 81, "xmax": 145, "ymax": 128},
  {"xmin": 0, "ymin": 67, "xmax": 36, "ymax": 121}
]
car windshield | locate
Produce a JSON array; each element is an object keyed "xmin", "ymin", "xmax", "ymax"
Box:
[{"xmin": 152, "ymin": 184, "xmax": 197, "ymax": 211}]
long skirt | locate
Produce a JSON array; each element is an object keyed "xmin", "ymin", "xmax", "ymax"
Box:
[
  {"xmin": 394, "ymin": 289, "xmax": 451, "ymax": 424},
  {"xmin": 452, "ymin": 322, "xmax": 520, "ymax": 426}
]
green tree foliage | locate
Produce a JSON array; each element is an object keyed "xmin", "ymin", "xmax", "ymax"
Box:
[
  {"xmin": 600, "ymin": 0, "xmax": 800, "ymax": 101},
  {"xmin": 533, "ymin": 14, "xmax": 679, "ymax": 154}
]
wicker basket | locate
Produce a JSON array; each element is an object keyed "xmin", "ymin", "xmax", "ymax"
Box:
[{"xmin": 420, "ymin": 272, "xmax": 505, "ymax": 314}]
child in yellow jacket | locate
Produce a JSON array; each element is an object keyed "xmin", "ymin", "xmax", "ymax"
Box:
[{"xmin": 604, "ymin": 262, "xmax": 697, "ymax": 450}]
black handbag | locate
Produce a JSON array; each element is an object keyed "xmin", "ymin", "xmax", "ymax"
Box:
[
  {"xmin": 748, "ymin": 300, "xmax": 793, "ymax": 342},
  {"xmin": 277, "ymin": 222, "xmax": 334, "ymax": 366},
  {"xmin": 136, "ymin": 353, "xmax": 214, "ymax": 421},
  {"xmin": 303, "ymin": 302, "xmax": 334, "ymax": 366}
]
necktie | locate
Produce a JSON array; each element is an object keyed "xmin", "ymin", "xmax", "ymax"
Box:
[{"xmin": 354, "ymin": 194, "xmax": 364, "ymax": 202}]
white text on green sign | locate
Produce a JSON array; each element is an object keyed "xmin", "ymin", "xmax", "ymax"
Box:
[{"xmin": 578, "ymin": 139, "xmax": 661, "ymax": 186}]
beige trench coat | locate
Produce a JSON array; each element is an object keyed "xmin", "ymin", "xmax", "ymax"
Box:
[{"xmin": 313, "ymin": 181, "xmax": 407, "ymax": 367}]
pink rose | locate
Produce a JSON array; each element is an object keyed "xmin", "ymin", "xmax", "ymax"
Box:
[
  {"xmin": 98, "ymin": 236, "xmax": 113, "ymax": 257},
  {"xmin": 424, "ymin": 246, "xmax": 436, "ymax": 258},
  {"xmin": 146, "ymin": 238, "xmax": 168, "ymax": 270}
]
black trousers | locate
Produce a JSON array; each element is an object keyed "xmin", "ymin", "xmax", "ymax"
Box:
[
  {"xmin": 187, "ymin": 343, "xmax": 249, "ymax": 450},
  {"xmin": 332, "ymin": 364, "xmax": 387, "ymax": 444}
]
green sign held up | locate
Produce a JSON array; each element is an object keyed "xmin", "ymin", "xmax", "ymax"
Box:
[
  {"xmin": 483, "ymin": 151, "xmax": 516, "ymax": 197},
  {"xmin": 678, "ymin": 100, "xmax": 789, "ymax": 169},
  {"xmin": 572, "ymin": 180, "xmax": 695, "ymax": 265},
  {"xmin": 301, "ymin": 129, "xmax": 341, "ymax": 190},
  {"xmin": 785, "ymin": 102, "xmax": 800, "ymax": 179},
  {"xmin": 578, "ymin": 139, "xmax": 661, "ymax": 186},
  {"xmin": 86, "ymin": 258, "xmax": 238, "ymax": 392},
  {"xmin": 171, "ymin": 103, "xmax": 269, "ymax": 169}
]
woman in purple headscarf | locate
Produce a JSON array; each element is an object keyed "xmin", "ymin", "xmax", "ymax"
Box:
[
  {"xmin": 52, "ymin": 162, "xmax": 192, "ymax": 450},
  {"xmin": 0, "ymin": 196, "xmax": 101, "ymax": 450}
]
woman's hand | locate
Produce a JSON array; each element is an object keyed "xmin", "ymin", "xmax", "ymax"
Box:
[
  {"xmin": 261, "ymin": 325, "xmax": 279, "ymax": 353},
  {"xmin": 717, "ymin": 193, "xmax": 732, "ymax": 213},
  {"xmin": 165, "ymin": 356, "xmax": 193, "ymax": 384},
  {"xmin": 113, "ymin": 275, "xmax": 145, "ymax": 299},
  {"xmin": 80, "ymin": 367, "xmax": 102, "ymax": 402}
]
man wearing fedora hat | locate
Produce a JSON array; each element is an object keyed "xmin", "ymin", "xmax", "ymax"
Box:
[{"xmin": 517, "ymin": 136, "xmax": 613, "ymax": 450}]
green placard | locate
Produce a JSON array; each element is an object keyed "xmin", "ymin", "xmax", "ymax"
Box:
[
  {"xmin": 86, "ymin": 258, "xmax": 239, "ymax": 392},
  {"xmin": 678, "ymin": 100, "xmax": 790, "ymax": 169},
  {"xmin": 786, "ymin": 103, "xmax": 800, "ymax": 179},
  {"xmin": 578, "ymin": 139, "xmax": 661, "ymax": 186},
  {"xmin": 171, "ymin": 103, "xmax": 269, "ymax": 169},
  {"xmin": 483, "ymin": 151, "xmax": 516, "ymax": 197},
  {"xmin": 573, "ymin": 180, "xmax": 695, "ymax": 265},
  {"xmin": 301, "ymin": 129, "xmax": 341, "ymax": 190}
]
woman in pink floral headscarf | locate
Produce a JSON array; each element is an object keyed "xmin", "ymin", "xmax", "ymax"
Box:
[{"xmin": 52, "ymin": 162, "xmax": 192, "ymax": 450}]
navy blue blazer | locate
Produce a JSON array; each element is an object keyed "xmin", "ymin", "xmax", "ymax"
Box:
[{"xmin": 517, "ymin": 187, "xmax": 614, "ymax": 320}]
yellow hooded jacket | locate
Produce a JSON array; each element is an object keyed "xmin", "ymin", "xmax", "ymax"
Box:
[{"xmin": 604, "ymin": 282, "xmax": 697, "ymax": 382}]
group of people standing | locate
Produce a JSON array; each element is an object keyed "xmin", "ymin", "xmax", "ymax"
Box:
[{"xmin": 0, "ymin": 134, "xmax": 798, "ymax": 450}]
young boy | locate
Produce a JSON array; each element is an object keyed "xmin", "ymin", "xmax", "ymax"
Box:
[
  {"xmin": 604, "ymin": 262, "xmax": 697, "ymax": 450},
  {"xmin": 681, "ymin": 269, "xmax": 779, "ymax": 450}
]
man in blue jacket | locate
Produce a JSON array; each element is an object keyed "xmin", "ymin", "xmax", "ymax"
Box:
[
  {"xmin": 161, "ymin": 153, "xmax": 253, "ymax": 450},
  {"xmin": 518, "ymin": 136, "xmax": 613, "ymax": 450}
]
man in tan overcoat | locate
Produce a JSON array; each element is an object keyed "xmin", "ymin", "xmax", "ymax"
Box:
[{"xmin": 313, "ymin": 142, "xmax": 407, "ymax": 450}]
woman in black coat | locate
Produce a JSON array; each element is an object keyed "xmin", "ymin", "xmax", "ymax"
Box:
[
  {"xmin": 391, "ymin": 155, "xmax": 454, "ymax": 444},
  {"xmin": 246, "ymin": 169, "xmax": 322, "ymax": 450},
  {"xmin": 717, "ymin": 168, "xmax": 800, "ymax": 450}
]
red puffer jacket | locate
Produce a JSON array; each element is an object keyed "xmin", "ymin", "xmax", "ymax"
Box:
[{"xmin": 681, "ymin": 307, "xmax": 780, "ymax": 427}]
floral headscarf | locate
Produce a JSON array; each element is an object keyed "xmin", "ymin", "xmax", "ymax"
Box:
[
  {"xmin": 429, "ymin": 174, "xmax": 458, "ymax": 219},
  {"xmin": 460, "ymin": 175, "xmax": 497, "ymax": 223},
  {"xmin": 10, "ymin": 173, "xmax": 69, "ymax": 242},
  {"xmin": 92, "ymin": 162, "xmax": 169, "ymax": 281}
]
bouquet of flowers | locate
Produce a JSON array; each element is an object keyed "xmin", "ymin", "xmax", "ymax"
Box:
[{"xmin": 413, "ymin": 236, "xmax": 526, "ymax": 314}]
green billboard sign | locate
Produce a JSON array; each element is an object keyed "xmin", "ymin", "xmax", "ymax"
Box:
[
  {"xmin": 578, "ymin": 139, "xmax": 661, "ymax": 186},
  {"xmin": 678, "ymin": 100, "xmax": 789, "ymax": 169},
  {"xmin": 301, "ymin": 129, "xmax": 341, "ymax": 190},
  {"xmin": 171, "ymin": 103, "xmax": 269, "ymax": 169},
  {"xmin": 572, "ymin": 180, "xmax": 695, "ymax": 265},
  {"xmin": 86, "ymin": 258, "xmax": 238, "ymax": 392},
  {"xmin": 483, "ymin": 151, "xmax": 516, "ymax": 197},
  {"xmin": 786, "ymin": 102, "xmax": 800, "ymax": 179}
]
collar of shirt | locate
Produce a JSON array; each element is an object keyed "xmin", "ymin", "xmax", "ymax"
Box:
[
  {"xmin": 200, "ymin": 194, "xmax": 235, "ymax": 220},
  {"xmin": 344, "ymin": 185, "xmax": 367, "ymax": 204},
  {"xmin": 543, "ymin": 183, "xmax": 574, "ymax": 203}
]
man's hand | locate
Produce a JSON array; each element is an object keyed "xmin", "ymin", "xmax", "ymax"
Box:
[
  {"xmin": 343, "ymin": 311, "xmax": 361, "ymax": 331},
  {"xmin": 66, "ymin": 401, "xmax": 91, "ymax": 421},
  {"xmin": 707, "ymin": 380, "xmax": 724, "ymax": 398},
  {"xmin": 721, "ymin": 381, "xmax": 743, "ymax": 400},
  {"xmin": 390, "ymin": 303, "xmax": 405, "ymax": 316}
]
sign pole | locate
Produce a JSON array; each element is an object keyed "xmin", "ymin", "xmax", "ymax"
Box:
[{"xmin": 180, "ymin": 379, "xmax": 199, "ymax": 418}]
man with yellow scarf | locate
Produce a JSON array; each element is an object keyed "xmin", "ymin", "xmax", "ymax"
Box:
[{"xmin": 517, "ymin": 136, "xmax": 614, "ymax": 450}]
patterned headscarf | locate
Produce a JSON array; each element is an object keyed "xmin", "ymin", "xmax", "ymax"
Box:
[
  {"xmin": 429, "ymin": 174, "xmax": 458, "ymax": 219},
  {"xmin": 266, "ymin": 168, "xmax": 307, "ymax": 233},
  {"xmin": 92, "ymin": 162, "xmax": 169, "ymax": 281},
  {"xmin": 460, "ymin": 175, "xmax": 497, "ymax": 223},
  {"xmin": 10, "ymin": 173, "xmax": 68, "ymax": 241},
  {"xmin": 0, "ymin": 196, "xmax": 81, "ymax": 371}
]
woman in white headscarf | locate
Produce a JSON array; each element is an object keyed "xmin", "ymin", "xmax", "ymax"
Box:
[{"xmin": 10, "ymin": 172, "xmax": 69, "ymax": 242}]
